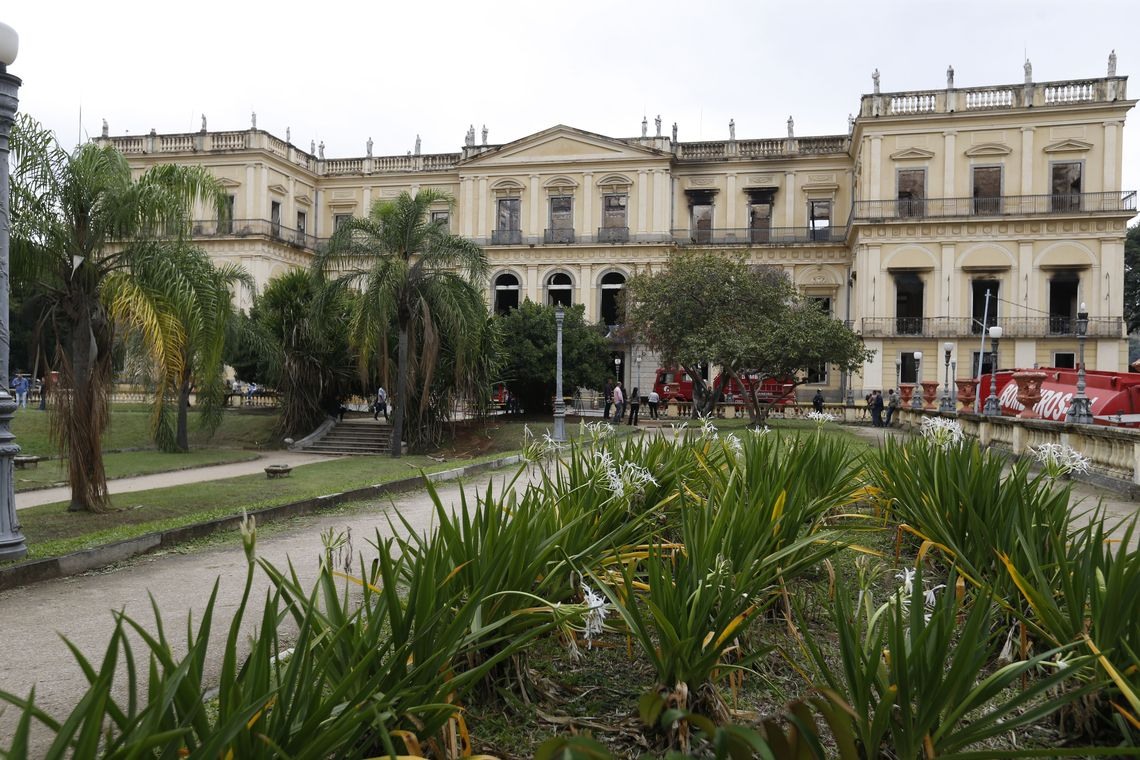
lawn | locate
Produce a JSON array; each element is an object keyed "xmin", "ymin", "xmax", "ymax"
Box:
[{"xmin": 14, "ymin": 449, "xmax": 261, "ymax": 492}]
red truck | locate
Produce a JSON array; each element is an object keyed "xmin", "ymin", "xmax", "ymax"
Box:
[
  {"xmin": 652, "ymin": 368, "xmax": 795, "ymax": 407},
  {"xmin": 977, "ymin": 367, "xmax": 1140, "ymax": 425}
]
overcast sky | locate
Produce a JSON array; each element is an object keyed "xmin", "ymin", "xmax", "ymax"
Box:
[{"xmin": 5, "ymin": 0, "xmax": 1138, "ymax": 201}]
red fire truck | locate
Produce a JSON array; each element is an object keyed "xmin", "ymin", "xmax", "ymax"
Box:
[
  {"xmin": 652, "ymin": 368, "xmax": 796, "ymax": 408},
  {"xmin": 976, "ymin": 367, "xmax": 1140, "ymax": 425}
]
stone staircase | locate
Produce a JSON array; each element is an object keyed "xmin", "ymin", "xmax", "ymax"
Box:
[{"xmin": 302, "ymin": 417, "xmax": 393, "ymax": 456}]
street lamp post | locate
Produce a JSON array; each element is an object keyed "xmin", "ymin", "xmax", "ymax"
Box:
[
  {"xmin": 0, "ymin": 22, "xmax": 27, "ymax": 561},
  {"xmin": 614, "ymin": 355, "xmax": 622, "ymax": 382},
  {"xmin": 940, "ymin": 342, "xmax": 955, "ymax": 412},
  {"xmin": 895, "ymin": 360, "xmax": 901, "ymax": 394},
  {"xmin": 982, "ymin": 325, "xmax": 1004, "ymax": 416},
  {"xmin": 1066, "ymin": 302, "xmax": 1093, "ymax": 425},
  {"xmin": 553, "ymin": 305, "xmax": 566, "ymax": 442},
  {"xmin": 910, "ymin": 351, "xmax": 923, "ymax": 410}
]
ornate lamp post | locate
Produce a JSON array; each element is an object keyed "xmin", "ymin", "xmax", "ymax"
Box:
[
  {"xmin": 614, "ymin": 355, "xmax": 622, "ymax": 382},
  {"xmin": 982, "ymin": 325, "xmax": 1004, "ymax": 416},
  {"xmin": 910, "ymin": 351, "xmax": 923, "ymax": 410},
  {"xmin": 1066, "ymin": 302, "xmax": 1093, "ymax": 424},
  {"xmin": 553, "ymin": 305, "xmax": 566, "ymax": 442},
  {"xmin": 895, "ymin": 359, "xmax": 901, "ymax": 393},
  {"xmin": 0, "ymin": 21, "xmax": 27, "ymax": 561},
  {"xmin": 940, "ymin": 342, "xmax": 955, "ymax": 412}
]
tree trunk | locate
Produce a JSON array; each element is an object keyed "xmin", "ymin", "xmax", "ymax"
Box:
[
  {"xmin": 391, "ymin": 323, "xmax": 409, "ymax": 458},
  {"xmin": 63, "ymin": 299, "xmax": 111, "ymax": 512},
  {"xmin": 726, "ymin": 367, "xmax": 762, "ymax": 426},
  {"xmin": 176, "ymin": 368, "xmax": 192, "ymax": 453},
  {"xmin": 685, "ymin": 363, "xmax": 722, "ymax": 418}
]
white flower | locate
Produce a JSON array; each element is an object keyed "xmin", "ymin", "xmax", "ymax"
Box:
[
  {"xmin": 580, "ymin": 582, "xmax": 609, "ymax": 647},
  {"xmin": 595, "ymin": 452, "xmax": 658, "ymax": 500},
  {"xmin": 806, "ymin": 410, "xmax": 837, "ymax": 426},
  {"xmin": 920, "ymin": 417, "xmax": 965, "ymax": 450},
  {"xmin": 924, "ymin": 584, "xmax": 946, "ymax": 608},
  {"xmin": 697, "ymin": 414, "xmax": 719, "ymax": 440},
  {"xmin": 747, "ymin": 425, "xmax": 771, "ymax": 436},
  {"xmin": 541, "ymin": 432, "xmax": 567, "ymax": 456},
  {"xmin": 724, "ymin": 433, "xmax": 744, "ymax": 457},
  {"xmin": 895, "ymin": 567, "xmax": 915, "ymax": 595},
  {"xmin": 1030, "ymin": 442, "xmax": 1092, "ymax": 479},
  {"xmin": 581, "ymin": 420, "xmax": 615, "ymax": 442}
]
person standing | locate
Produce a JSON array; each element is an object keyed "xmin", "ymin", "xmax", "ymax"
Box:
[
  {"xmin": 647, "ymin": 388, "xmax": 660, "ymax": 420},
  {"xmin": 885, "ymin": 388, "xmax": 900, "ymax": 427},
  {"xmin": 812, "ymin": 389, "xmax": 824, "ymax": 413},
  {"xmin": 628, "ymin": 387, "xmax": 641, "ymax": 426},
  {"xmin": 871, "ymin": 390, "xmax": 885, "ymax": 427},
  {"xmin": 602, "ymin": 379, "xmax": 614, "ymax": 421},
  {"xmin": 611, "ymin": 381, "xmax": 625, "ymax": 425},
  {"xmin": 374, "ymin": 386, "xmax": 388, "ymax": 421},
  {"xmin": 13, "ymin": 375, "xmax": 28, "ymax": 409}
]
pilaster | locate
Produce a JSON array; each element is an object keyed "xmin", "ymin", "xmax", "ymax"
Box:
[
  {"xmin": 784, "ymin": 171, "xmax": 795, "ymax": 227},
  {"xmin": 1020, "ymin": 127, "xmax": 1034, "ymax": 194}
]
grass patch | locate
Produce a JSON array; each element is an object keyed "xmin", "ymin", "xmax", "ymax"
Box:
[{"xmin": 14, "ymin": 449, "xmax": 261, "ymax": 492}]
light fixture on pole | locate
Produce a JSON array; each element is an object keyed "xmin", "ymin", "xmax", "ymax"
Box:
[
  {"xmin": 553, "ymin": 305, "xmax": 566, "ymax": 442},
  {"xmin": 636, "ymin": 353, "xmax": 643, "ymax": 396},
  {"xmin": 0, "ymin": 21, "xmax": 27, "ymax": 561},
  {"xmin": 910, "ymin": 351, "xmax": 923, "ymax": 410},
  {"xmin": 1066, "ymin": 302, "xmax": 1093, "ymax": 425},
  {"xmin": 982, "ymin": 325, "xmax": 1003, "ymax": 416},
  {"xmin": 895, "ymin": 359, "xmax": 901, "ymax": 393},
  {"xmin": 614, "ymin": 355, "xmax": 622, "ymax": 381},
  {"xmin": 940, "ymin": 341, "xmax": 955, "ymax": 412}
]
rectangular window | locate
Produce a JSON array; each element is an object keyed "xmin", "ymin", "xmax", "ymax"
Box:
[
  {"xmin": 810, "ymin": 296, "xmax": 833, "ymax": 316},
  {"xmin": 972, "ymin": 351, "xmax": 995, "ymax": 378},
  {"xmin": 1051, "ymin": 162, "xmax": 1082, "ymax": 212},
  {"xmin": 972, "ymin": 166, "xmax": 1002, "ymax": 214},
  {"xmin": 270, "ymin": 201, "xmax": 282, "ymax": 238},
  {"xmin": 691, "ymin": 204, "xmax": 713, "ymax": 243},
  {"xmin": 897, "ymin": 169, "xmax": 926, "ymax": 217},
  {"xmin": 296, "ymin": 211, "xmax": 307, "ymax": 235},
  {"xmin": 603, "ymin": 194, "xmax": 627, "ymax": 229},
  {"xmin": 747, "ymin": 189, "xmax": 774, "ymax": 243},
  {"xmin": 549, "ymin": 197, "xmax": 573, "ymax": 230},
  {"xmin": 806, "ymin": 363, "xmax": 828, "ymax": 384},
  {"xmin": 808, "ymin": 200, "xmax": 832, "ymax": 240},
  {"xmin": 333, "ymin": 213, "xmax": 352, "ymax": 231},
  {"xmin": 900, "ymin": 352, "xmax": 919, "ymax": 384},
  {"xmin": 497, "ymin": 198, "xmax": 521, "ymax": 231},
  {"xmin": 1048, "ymin": 272, "xmax": 1080, "ymax": 334},
  {"xmin": 971, "ymin": 279, "xmax": 999, "ymax": 334},
  {"xmin": 220, "ymin": 194, "xmax": 235, "ymax": 234},
  {"xmin": 431, "ymin": 210, "xmax": 450, "ymax": 231},
  {"xmin": 894, "ymin": 273, "xmax": 924, "ymax": 335},
  {"xmin": 1053, "ymin": 352, "xmax": 1076, "ymax": 369}
]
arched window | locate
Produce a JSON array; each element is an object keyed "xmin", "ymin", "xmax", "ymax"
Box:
[
  {"xmin": 600, "ymin": 272, "xmax": 626, "ymax": 327},
  {"xmin": 547, "ymin": 272, "xmax": 573, "ymax": 307},
  {"xmin": 494, "ymin": 273, "xmax": 520, "ymax": 315}
]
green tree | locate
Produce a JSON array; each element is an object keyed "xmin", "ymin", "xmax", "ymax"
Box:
[
  {"xmin": 315, "ymin": 190, "xmax": 491, "ymax": 456},
  {"xmin": 494, "ymin": 301, "xmax": 610, "ymax": 414},
  {"xmin": 623, "ymin": 252, "xmax": 873, "ymax": 422},
  {"xmin": 1124, "ymin": 224, "xmax": 1140, "ymax": 334},
  {"xmin": 9, "ymin": 116, "xmax": 225, "ymax": 512}
]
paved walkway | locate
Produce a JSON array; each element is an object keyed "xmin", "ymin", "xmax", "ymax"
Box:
[{"xmin": 15, "ymin": 451, "xmax": 336, "ymax": 510}]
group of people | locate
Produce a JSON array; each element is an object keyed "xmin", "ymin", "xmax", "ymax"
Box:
[
  {"xmin": 864, "ymin": 388, "xmax": 901, "ymax": 428},
  {"xmin": 602, "ymin": 379, "xmax": 660, "ymax": 426}
]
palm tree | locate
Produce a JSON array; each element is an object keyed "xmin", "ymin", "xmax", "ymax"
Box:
[
  {"xmin": 315, "ymin": 190, "xmax": 490, "ymax": 456},
  {"xmin": 9, "ymin": 115, "xmax": 225, "ymax": 512}
]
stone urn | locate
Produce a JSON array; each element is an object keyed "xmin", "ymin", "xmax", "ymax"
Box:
[
  {"xmin": 1012, "ymin": 370, "xmax": 1047, "ymax": 419},
  {"xmin": 955, "ymin": 378, "xmax": 979, "ymax": 411},
  {"xmin": 920, "ymin": 380, "xmax": 941, "ymax": 409},
  {"xmin": 898, "ymin": 384, "xmax": 916, "ymax": 406}
]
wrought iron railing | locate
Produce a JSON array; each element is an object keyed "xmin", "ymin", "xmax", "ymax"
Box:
[
  {"xmin": 544, "ymin": 228, "xmax": 576, "ymax": 244},
  {"xmin": 852, "ymin": 191, "xmax": 1136, "ymax": 221},
  {"xmin": 190, "ymin": 218, "xmax": 327, "ymax": 251},
  {"xmin": 670, "ymin": 226, "xmax": 847, "ymax": 245},
  {"xmin": 860, "ymin": 316, "xmax": 1123, "ymax": 339},
  {"xmin": 596, "ymin": 226, "xmax": 630, "ymax": 243},
  {"xmin": 491, "ymin": 229, "xmax": 523, "ymax": 245}
]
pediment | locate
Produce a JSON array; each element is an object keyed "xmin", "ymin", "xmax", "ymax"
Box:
[
  {"xmin": 963, "ymin": 142, "xmax": 1012, "ymax": 157},
  {"xmin": 889, "ymin": 147, "xmax": 936, "ymax": 161},
  {"xmin": 295, "ymin": 194, "xmax": 312, "ymax": 206},
  {"xmin": 267, "ymin": 183, "xmax": 287, "ymax": 195},
  {"xmin": 217, "ymin": 177, "xmax": 241, "ymax": 188},
  {"xmin": 461, "ymin": 125, "xmax": 664, "ymax": 167},
  {"xmin": 1043, "ymin": 139, "xmax": 1093, "ymax": 153}
]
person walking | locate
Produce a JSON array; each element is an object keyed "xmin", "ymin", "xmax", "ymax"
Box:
[
  {"xmin": 12, "ymin": 375, "xmax": 28, "ymax": 409},
  {"xmin": 870, "ymin": 390, "xmax": 885, "ymax": 427},
  {"xmin": 611, "ymin": 381, "xmax": 625, "ymax": 425},
  {"xmin": 373, "ymin": 386, "xmax": 388, "ymax": 421},
  {"xmin": 885, "ymin": 388, "xmax": 900, "ymax": 427},
  {"xmin": 602, "ymin": 379, "xmax": 614, "ymax": 421},
  {"xmin": 628, "ymin": 387, "xmax": 641, "ymax": 425},
  {"xmin": 812, "ymin": 389, "xmax": 824, "ymax": 413},
  {"xmin": 647, "ymin": 388, "xmax": 660, "ymax": 420}
]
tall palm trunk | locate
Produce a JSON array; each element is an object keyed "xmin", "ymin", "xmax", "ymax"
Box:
[
  {"xmin": 391, "ymin": 322, "xmax": 409, "ymax": 458},
  {"xmin": 176, "ymin": 366, "xmax": 192, "ymax": 453},
  {"xmin": 61, "ymin": 297, "xmax": 112, "ymax": 512}
]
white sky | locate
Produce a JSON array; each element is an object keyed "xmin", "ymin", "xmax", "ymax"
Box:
[{"xmin": 5, "ymin": 0, "xmax": 1138, "ymax": 199}]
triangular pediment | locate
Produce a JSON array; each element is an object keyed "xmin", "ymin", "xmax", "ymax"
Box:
[
  {"xmin": 963, "ymin": 142, "xmax": 1012, "ymax": 157},
  {"xmin": 889, "ymin": 147, "xmax": 936, "ymax": 161},
  {"xmin": 218, "ymin": 177, "xmax": 241, "ymax": 188},
  {"xmin": 267, "ymin": 183, "xmax": 287, "ymax": 195},
  {"xmin": 460, "ymin": 125, "xmax": 665, "ymax": 167},
  {"xmin": 1043, "ymin": 138, "xmax": 1094, "ymax": 153}
]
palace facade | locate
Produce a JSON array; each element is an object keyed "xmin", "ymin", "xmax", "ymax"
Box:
[{"xmin": 97, "ymin": 60, "xmax": 1135, "ymax": 399}]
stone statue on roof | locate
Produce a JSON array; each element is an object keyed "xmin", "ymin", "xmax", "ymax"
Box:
[
  {"xmin": 641, "ymin": 116, "xmax": 648, "ymax": 138},
  {"xmin": 366, "ymin": 137, "xmax": 373, "ymax": 157},
  {"xmin": 465, "ymin": 125, "xmax": 475, "ymax": 147},
  {"xmin": 1024, "ymin": 58, "xmax": 1032, "ymax": 83},
  {"xmin": 729, "ymin": 119, "xmax": 735, "ymax": 141},
  {"xmin": 946, "ymin": 65, "xmax": 954, "ymax": 89},
  {"xmin": 415, "ymin": 134, "xmax": 421, "ymax": 155},
  {"xmin": 285, "ymin": 127, "xmax": 290, "ymax": 144},
  {"xmin": 872, "ymin": 68, "xmax": 880, "ymax": 94},
  {"xmin": 311, "ymin": 139, "xmax": 315, "ymax": 154},
  {"xmin": 201, "ymin": 114, "xmax": 207, "ymax": 132},
  {"xmin": 318, "ymin": 141, "xmax": 325, "ymax": 160},
  {"xmin": 655, "ymin": 114, "xmax": 661, "ymax": 137},
  {"xmin": 251, "ymin": 111, "xmax": 257, "ymax": 129},
  {"xmin": 672, "ymin": 122, "xmax": 678, "ymax": 142},
  {"xmin": 787, "ymin": 115, "xmax": 794, "ymax": 139},
  {"xmin": 101, "ymin": 118, "xmax": 108, "ymax": 138},
  {"xmin": 482, "ymin": 124, "xmax": 488, "ymax": 145},
  {"xmin": 1109, "ymin": 49, "xmax": 1117, "ymax": 77}
]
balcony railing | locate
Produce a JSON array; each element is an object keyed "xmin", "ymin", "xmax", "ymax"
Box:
[
  {"xmin": 859, "ymin": 76, "xmax": 1127, "ymax": 118},
  {"xmin": 190, "ymin": 218, "xmax": 327, "ymax": 251},
  {"xmin": 491, "ymin": 229, "xmax": 523, "ymax": 245},
  {"xmin": 860, "ymin": 316, "xmax": 1123, "ymax": 339},
  {"xmin": 596, "ymin": 226, "xmax": 630, "ymax": 243},
  {"xmin": 852, "ymin": 191, "xmax": 1136, "ymax": 221},
  {"xmin": 670, "ymin": 226, "xmax": 847, "ymax": 245},
  {"xmin": 544, "ymin": 228, "xmax": 576, "ymax": 244}
]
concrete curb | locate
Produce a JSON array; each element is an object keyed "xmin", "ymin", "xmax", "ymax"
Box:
[{"xmin": 0, "ymin": 453, "xmax": 524, "ymax": 591}]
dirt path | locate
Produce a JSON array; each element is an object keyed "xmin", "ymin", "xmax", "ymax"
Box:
[{"xmin": 15, "ymin": 451, "xmax": 337, "ymax": 510}]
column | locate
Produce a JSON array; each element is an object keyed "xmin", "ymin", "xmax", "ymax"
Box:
[
  {"xmin": 580, "ymin": 263, "xmax": 594, "ymax": 322},
  {"xmin": 529, "ymin": 175, "xmax": 540, "ymax": 238},
  {"xmin": 462, "ymin": 177, "xmax": 474, "ymax": 237},
  {"xmin": 477, "ymin": 177, "xmax": 488, "ymax": 237},
  {"xmin": 636, "ymin": 170, "xmax": 648, "ymax": 234},
  {"xmin": 362, "ymin": 186, "xmax": 371, "ymax": 216},
  {"xmin": 940, "ymin": 243, "xmax": 954, "ymax": 316},
  {"xmin": 1103, "ymin": 121, "xmax": 1120, "ymax": 192},
  {"xmin": 260, "ymin": 165, "xmax": 269, "ymax": 220},
  {"xmin": 527, "ymin": 264, "xmax": 539, "ymax": 303},
  {"xmin": 1020, "ymin": 127, "xmax": 1034, "ymax": 195},
  {"xmin": 725, "ymin": 173, "xmax": 737, "ymax": 231},
  {"xmin": 653, "ymin": 170, "xmax": 668, "ymax": 236},
  {"xmin": 942, "ymin": 131, "xmax": 956, "ymax": 198},
  {"xmin": 582, "ymin": 172, "xmax": 594, "ymax": 238},
  {"xmin": 244, "ymin": 164, "xmax": 255, "ymax": 218},
  {"xmin": 784, "ymin": 171, "xmax": 795, "ymax": 228},
  {"xmin": 286, "ymin": 177, "xmax": 296, "ymax": 231},
  {"xmin": 1017, "ymin": 240, "xmax": 1034, "ymax": 313},
  {"xmin": 869, "ymin": 136, "xmax": 882, "ymax": 201}
]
